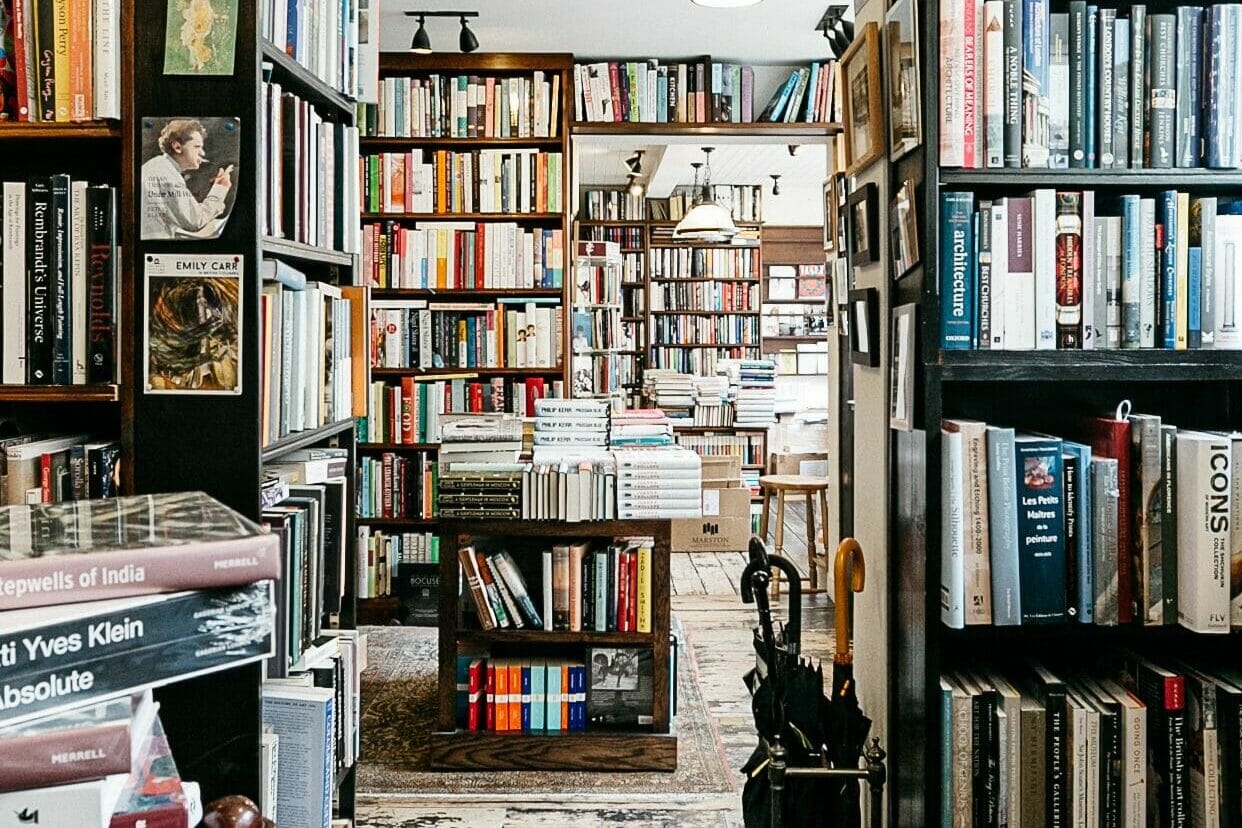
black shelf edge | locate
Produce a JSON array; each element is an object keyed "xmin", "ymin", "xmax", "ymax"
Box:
[
  {"xmin": 261, "ymin": 419, "xmax": 355, "ymax": 463},
  {"xmin": 261, "ymin": 236, "xmax": 355, "ymax": 267},
  {"xmin": 939, "ymin": 167, "xmax": 1242, "ymax": 188},
  {"xmin": 933, "ymin": 349, "xmax": 1242, "ymax": 381},
  {"xmin": 261, "ymin": 40, "xmax": 355, "ymax": 122}
]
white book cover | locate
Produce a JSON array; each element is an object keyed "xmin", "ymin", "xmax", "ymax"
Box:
[
  {"xmin": 92, "ymin": 0, "xmax": 120, "ymax": 119},
  {"xmin": 1177, "ymin": 431, "xmax": 1232, "ymax": 633},
  {"xmin": 944, "ymin": 419, "xmax": 991, "ymax": 624},
  {"xmin": 1067, "ymin": 692, "xmax": 1087, "ymax": 826},
  {"xmin": 1105, "ymin": 217, "xmax": 1123, "ymax": 348},
  {"xmin": 1215, "ymin": 215, "xmax": 1242, "ymax": 349},
  {"xmin": 990, "ymin": 200, "xmax": 1008, "ymax": 348},
  {"xmin": 983, "ymin": 1, "xmax": 1005, "ymax": 167},
  {"xmin": 1033, "ymin": 189, "xmax": 1057, "ymax": 349},
  {"xmin": 260, "ymin": 730, "xmax": 280, "ymax": 823},
  {"xmin": 1139, "ymin": 198, "xmax": 1158, "ymax": 347},
  {"xmin": 261, "ymin": 685, "xmax": 333, "ymax": 828},
  {"xmin": 1098, "ymin": 678, "xmax": 1146, "ymax": 828},
  {"xmin": 2, "ymin": 183, "xmax": 26, "ymax": 385},
  {"xmin": 541, "ymin": 551, "xmax": 553, "ymax": 631},
  {"xmin": 940, "ymin": 0, "xmax": 967, "ymax": 167},
  {"xmin": 0, "ymin": 773, "xmax": 128, "ymax": 828},
  {"xmin": 1232, "ymin": 432, "xmax": 1242, "ymax": 629},
  {"xmin": 940, "ymin": 428, "xmax": 966, "ymax": 629}
]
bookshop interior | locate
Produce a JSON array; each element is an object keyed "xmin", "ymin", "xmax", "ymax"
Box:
[{"xmin": 7, "ymin": 0, "xmax": 1242, "ymax": 825}]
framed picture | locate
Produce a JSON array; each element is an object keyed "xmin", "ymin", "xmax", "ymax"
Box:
[
  {"xmin": 833, "ymin": 258, "xmax": 849, "ymax": 337},
  {"xmin": 885, "ymin": 0, "xmax": 923, "ymax": 160},
  {"xmin": 849, "ymin": 288, "xmax": 879, "ymax": 367},
  {"xmin": 796, "ymin": 264, "xmax": 828, "ymax": 300},
  {"xmin": 840, "ymin": 21, "xmax": 884, "ymax": 177},
  {"xmin": 822, "ymin": 178, "xmax": 837, "ymax": 252},
  {"xmin": 890, "ymin": 179, "xmax": 921, "ymax": 280},
  {"xmin": 890, "ymin": 304, "xmax": 917, "ymax": 430},
  {"xmin": 846, "ymin": 182, "xmax": 879, "ymax": 267}
]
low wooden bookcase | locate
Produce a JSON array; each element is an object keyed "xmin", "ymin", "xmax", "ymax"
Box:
[{"xmin": 431, "ymin": 519, "xmax": 678, "ymax": 771}]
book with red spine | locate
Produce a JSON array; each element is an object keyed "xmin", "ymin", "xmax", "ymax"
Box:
[
  {"xmin": 485, "ymin": 662, "xmax": 496, "ymax": 731},
  {"xmin": 627, "ymin": 549, "xmax": 638, "ymax": 633},
  {"xmin": 467, "ymin": 658, "xmax": 483, "ymax": 731}
]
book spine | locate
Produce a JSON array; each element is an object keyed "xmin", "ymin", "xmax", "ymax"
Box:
[
  {"xmin": 1062, "ymin": 450, "xmax": 1081, "ymax": 621},
  {"xmin": 1161, "ymin": 190, "xmax": 1179, "ymax": 349},
  {"xmin": 1048, "ymin": 13, "xmax": 1070, "ymax": 168},
  {"xmin": 48, "ymin": 173, "xmax": 70, "ymax": 383},
  {"xmin": 1002, "ymin": 0, "xmax": 1023, "ymax": 167},
  {"xmin": 1054, "ymin": 191, "xmax": 1083, "ymax": 348},
  {"xmin": 1139, "ymin": 198, "xmax": 1157, "ymax": 347},
  {"xmin": 1112, "ymin": 20, "xmax": 1129, "ymax": 169},
  {"xmin": 1149, "ymin": 15, "xmax": 1177, "ymax": 169},
  {"xmin": 1016, "ymin": 438, "xmax": 1067, "ymax": 623},
  {"xmin": 1120, "ymin": 195, "xmax": 1141, "ymax": 348},
  {"xmin": 2, "ymin": 183, "xmax": 27, "ymax": 384},
  {"xmin": 1161, "ymin": 426, "xmax": 1179, "ymax": 626},
  {"xmin": 1199, "ymin": 198, "xmax": 1217, "ymax": 347},
  {"xmin": 1033, "ymin": 189, "xmax": 1056, "ymax": 349},
  {"xmin": 978, "ymin": 204, "xmax": 992, "ymax": 348},
  {"xmin": 1021, "ymin": 0, "xmax": 1049, "ymax": 167},
  {"xmin": 941, "ymin": 0, "xmax": 965, "ymax": 166},
  {"xmin": 960, "ymin": 426, "xmax": 992, "ymax": 625},
  {"xmin": 1132, "ymin": 418, "xmax": 1163, "ymax": 626},
  {"xmin": 86, "ymin": 186, "xmax": 116, "ymax": 384},
  {"xmin": 1129, "ymin": 6, "xmax": 1147, "ymax": 168},
  {"xmin": 1080, "ymin": 192, "xmax": 1096, "ymax": 348},
  {"xmin": 1045, "ymin": 686, "xmax": 1069, "ymax": 827},
  {"xmin": 941, "ymin": 192, "xmax": 976, "ymax": 349},
  {"xmin": 1176, "ymin": 192, "xmax": 1190, "ymax": 350},
  {"xmin": 1091, "ymin": 457, "xmax": 1120, "ymax": 625},
  {"xmin": 1068, "ymin": 2, "xmax": 1087, "ymax": 167},
  {"xmin": 34, "ymin": 0, "xmax": 56, "ymax": 120},
  {"xmin": 984, "ymin": 2, "xmax": 1005, "ymax": 167},
  {"xmin": 1084, "ymin": 5, "xmax": 1097, "ymax": 166},
  {"xmin": 962, "ymin": 0, "xmax": 980, "ymax": 168},
  {"xmin": 1176, "ymin": 434, "xmax": 1231, "ymax": 633},
  {"xmin": 0, "ymin": 718, "xmax": 131, "ymax": 791},
  {"xmin": 988, "ymin": 428, "xmax": 1021, "ymax": 625},
  {"xmin": 1097, "ymin": 8, "xmax": 1115, "ymax": 167},
  {"xmin": 0, "ymin": 582, "xmax": 273, "ymax": 727},
  {"xmin": 941, "ymin": 429, "xmax": 966, "ymax": 629},
  {"xmin": 25, "ymin": 176, "xmax": 53, "ymax": 383},
  {"xmin": 1175, "ymin": 8, "xmax": 1204, "ymax": 168},
  {"xmin": 990, "ymin": 201, "xmax": 1008, "ymax": 349}
]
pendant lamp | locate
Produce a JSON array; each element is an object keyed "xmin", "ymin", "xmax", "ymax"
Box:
[{"xmin": 673, "ymin": 147, "xmax": 739, "ymax": 241}]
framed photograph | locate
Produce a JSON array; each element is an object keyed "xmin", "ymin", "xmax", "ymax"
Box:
[
  {"xmin": 141, "ymin": 116, "xmax": 240, "ymax": 240},
  {"xmin": 849, "ymin": 288, "xmax": 879, "ymax": 367},
  {"xmin": 840, "ymin": 21, "xmax": 884, "ymax": 177},
  {"xmin": 885, "ymin": 0, "xmax": 923, "ymax": 160},
  {"xmin": 833, "ymin": 257, "xmax": 849, "ymax": 336},
  {"xmin": 822, "ymin": 178, "xmax": 837, "ymax": 252},
  {"xmin": 890, "ymin": 304, "xmax": 917, "ymax": 430},
  {"xmin": 890, "ymin": 179, "xmax": 921, "ymax": 280},
  {"xmin": 846, "ymin": 182, "xmax": 879, "ymax": 267},
  {"xmin": 144, "ymin": 253, "xmax": 243, "ymax": 395}
]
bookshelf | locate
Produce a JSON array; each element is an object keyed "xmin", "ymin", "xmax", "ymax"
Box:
[
  {"xmin": 759, "ymin": 226, "xmax": 829, "ymax": 375},
  {"xmin": 431, "ymin": 519, "xmax": 677, "ymax": 771},
  {"xmin": 888, "ymin": 1, "xmax": 1242, "ymax": 824},
  {"xmin": 128, "ymin": 0, "xmax": 362, "ymax": 814}
]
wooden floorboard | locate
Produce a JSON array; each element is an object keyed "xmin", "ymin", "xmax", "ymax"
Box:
[
  {"xmin": 668, "ymin": 552, "xmax": 706, "ymax": 596},
  {"xmin": 688, "ymin": 552, "xmax": 736, "ymax": 596}
]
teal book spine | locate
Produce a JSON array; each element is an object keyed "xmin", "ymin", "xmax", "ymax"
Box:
[
  {"xmin": 940, "ymin": 192, "xmax": 977, "ymax": 349},
  {"xmin": 1160, "ymin": 190, "xmax": 1178, "ymax": 348},
  {"xmin": 531, "ymin": 662, "xmax": 546, "ymax": 731}
]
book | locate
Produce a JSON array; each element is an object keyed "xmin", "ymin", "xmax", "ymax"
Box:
[
  {"xmin": 261, "ymin": 684, "xmax": 334, "ymax": 828},
  {"xmin": 586, "ymin": 647, "xmax": 653, "ymax": 730},
  {"xmin": 108, "ymin": 713, "xmax": 202, "ymax": 828},
  {"xmin": 1014, "ymin": 433, "xmax": 1066, "ymax": 624},
  {"xmin": 1176, "ymin": 431, "xmax": 1232, "ymax": 633}
]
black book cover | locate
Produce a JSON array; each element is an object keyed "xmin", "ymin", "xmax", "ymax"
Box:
[
  {"xmin": 970, "ymin": 682, "xmax": 999, "ymax": 828},
  {"xmin": 317, "ymin": 480, "xmax": 346, "ymax": 620},
  {"xmin": 1126, "ymin": 655, "xmax": 1189, "ymax": 827},
  {"xmin": 586, "ymin": 647, "xmax": 653, "ymax": 730},
  {"xmin": 25, "ymin": 176, "xmax": 53, "ymax": 384},
  {"xmin": 85, "ymin": 185, "xmax": 116, "ymax": 384},
  {"xmin": 0, "ymin": 583, "xmax": 274, "ymax": 727},
  {"xmin": 398, "ymin": 563, "xmax": 438, "ymax": 627},
  {"xmin": 34, "ymin": 0, "xmax": 54, "ymax": 121},
  {"xmin": 280, "ymin": 94, "xmax": 299, "ymax": 240},
  {"xmin": 1062, "ymin": 450, "xmax": 1080, "ymax": 620},
  {"xmin": 1027, "ymin": 662, "xmax": 1069, "ymax": 828},
  {"xmin": 48, "ymin": 174, "xmax": 70, "ymax": 384},
  {"xmin": 259, "ymin": 513, "xmax": 291, "ymax": 678},
  {"xmin": 85, "ymin": 441, "xmax": 120, "ymax": 499}
]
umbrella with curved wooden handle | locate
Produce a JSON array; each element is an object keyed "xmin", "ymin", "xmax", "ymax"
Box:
[{"xmin": 834, "ymin": 538, "xmax": 866, "ymax": 665}]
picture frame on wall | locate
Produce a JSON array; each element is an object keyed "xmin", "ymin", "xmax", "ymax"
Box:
[
  {"xmin": 832, "ymin": 257, "xmax": 849, "ymax": 337},
  {"xmin": 849, "ymin": 287, "xmax": 879, "ymax": 367},
  {"xmin": 890, "ymin": 303, "xmax": 917, "ymax": 430},
  {"xmin": 840, "ymin": 21, "xmax": 885, "ymax": 177},
  {"xmin": 890, "ymin": 179, "xmax": 920, "ymax": 280},
  {"xmin": 822, "ymin": 178, "xmax": 837, "ymax": 252},
  {"xmin": 884, "ymin": 0, "xmax": 923, "ymax": 160},
  {"xmin": 846, "ymin": 182, "xmax": 879, "ymax": 267}
]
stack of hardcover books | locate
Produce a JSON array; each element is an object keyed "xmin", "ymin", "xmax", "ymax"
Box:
[
  {"xmin": 532, "ymin": 398, "xmax": 610, "ymax": 451},
  {"xmin": 0, "ymin": 491, "xmax": 279, "ymax": 827},
  {"xmin": 609, "ymin": 409, "xmax": 673, "ymax": 448},
  {"xmin": 642, "ymin": 371, "xmax": 695, "ymax": 421},
  {"xmin": 613, "ymin": 448, "xmax": 702, "ymax": 520},
  {"xmin": 719, "ymin": 359, "xmax": 777, "ymax": 426}
]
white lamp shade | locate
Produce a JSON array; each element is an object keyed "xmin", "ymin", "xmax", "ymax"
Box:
[{"xmin": 672, "ymin": 201, "xmax": 739, "ymax": 240}]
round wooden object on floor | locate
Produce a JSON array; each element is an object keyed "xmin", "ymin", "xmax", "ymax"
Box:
[{"xmin": 757, "ymin": 474, "xmax": 831, "ymax": 596}]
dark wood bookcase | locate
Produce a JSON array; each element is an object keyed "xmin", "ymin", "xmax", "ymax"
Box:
[
  {"xmin": 430, "ymin": 519, "xmax": 677, "ymax": 771},
  {"xmin": 888, "ymin": 1, "xmax": 1242, "ymax": 824},
  {"xmin": 127, "ymin": 0, "xmax": 360, "ymax": 815}
]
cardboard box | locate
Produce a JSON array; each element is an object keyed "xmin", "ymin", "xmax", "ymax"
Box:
[
  {"xmin": 700, "ymin": 454, "xmax": 743, "ymax": 482},
  {"xmin": 770, "ymin": 450, "xmax": 829, "ymax": 478},
  {"xmin": 671, "ymin": 479, "xmax": 752, "ymax": 553}
]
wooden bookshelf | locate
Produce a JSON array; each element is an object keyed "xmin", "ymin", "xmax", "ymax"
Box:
[
  {"xmin": 432, "ymin": 519, "xmax": 676, "ymax": 772},
  {"xmin": 572, "ymin": 121, "xmax": 843, "ymax": 139},
  {"xmin": 371, "ymin": 288, "xmax": 563, "ymax": 299},
  {"xmin": 0, "ymin": 385, "xmax": 121, "ymax": 402},
  {"xmin": 261, "ymin": 235, "xmax": 356, "ymax": 267},
  {"xmin": 360, "ymin": 212, "xmax": 564, "ymax": 222},
  {"xmin": 360, "ymin": 135, "xmax": 564, "ymax": 150},
  {"xmin": 0, "ymin": 122, "xmax": 122, "ymax": 139}
]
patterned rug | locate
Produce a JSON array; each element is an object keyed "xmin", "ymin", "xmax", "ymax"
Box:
[{"xmin": 357, "ymin": 621, "xmax": 737, "ymax": 798}]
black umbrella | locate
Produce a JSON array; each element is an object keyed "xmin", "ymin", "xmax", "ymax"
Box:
[{"xmin": 826, "ymin": 538, "xmax": 870, "ymax": 828}]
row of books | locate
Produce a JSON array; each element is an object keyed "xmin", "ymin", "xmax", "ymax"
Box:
[
  {"xmin": 370, "ymin": 300, "xmax": 563, "ymax": 370},
  {"xmin": 652, "ymin": 314, "xmax": 760, "ymax": 345},
  {"xmin": 649, "ymin": 247, "xmax": 760, "ymax": 281},
  {"xmin": 458, "ymin": 539, "xmax": 654, "ymax": 634},
  {"xmin": 573, "ymin": 59, "xmax": 836, "ymax": 125},
  {"xmin": 582, "ymin": 224, "xmax": 645, "ymax": 249},
  {"xmin": 650, "ymin": 280, "xmax": 759, "ymax": 312},
  {"xmin": 532, "ymin": 397, "xmax": 610, "ymax": 449},
  {"xmin": 941, "ymin": 653, "xmax": 1242, "ymax": 828},
  {"xmin": 361, "ymin": 149, "xmax": 565, "ymax": 215},
  {"xmin": 572, "ymin": 354, "xmax": 621, "ymax": 398},
  {"xmin": 1, "ymin": 431, "xmax": 119, "ymax": 507},
  {"xmin": 455, "ymin": 645, "xmax": 671, "ymax": 735},
  {"xmin": 571, "ymin": 308, "xmax": 626, "ymax": 352},
  {"xmin": 363, "ymin": 221, "xmax": 565, "ymax": 290},
  {"xmin": 610, "ymin": 410, "xmax": 673, "ymax": 448},
  {"xmin": 259, "ymin": 264, "xmax": 356, "ymax": 448},
  {"xmin": 649, "ymin": 346, "xmax": 758, "ymax": 375},
  {"xmin": 0, "ymin": 0, "xmax": 119, "ymax": 121},
  {"xmin": 939, "ymin": 1, "xmax": 1242, "ymax": 169},
  {"xmin": 356, "ymin": 450, "xmax": 435, "ymax": 522},
  {"xmin": 359, "ymin": 377, "xmax": 563, "ymax": 446},
  {"xmin": 0, "ymin": 179, "xmax": 118, "ymax": 385},
  {"xmin": 260, "ymin": 0, "xmax": 361, "ymax": 98},
  {"xmin": 941, "ymin": 408, "xmax": 1242, "ymax": 632},
  {"xmin": 623, "ymin": 290, "xmax": 647, "ymax": 317},
  {"xmin": 660, "ymin": 186, "xmax": 764, "ymax": 226},
  {"xmin": 574, "ymin": 263, "xmax": 623, "ymax": 308},
  {"xmin": 354, "ymin": 527, "xmax": 439, "ymax": 600},
  {"xmin": 676, "ymin": 434, "xmax": 765, "ymax": 466},
  {"xmin": 761, "ymin": 304, "xmax": 831, "ymax": 337},
  {"xmin": 360, "ymin": 71, "xmax": 563, "ymax": 139},
  {"xmin": 580, "ymin": 189, "xmax": 646, "ymax": 222},
  {"xmin": 261, "ymin": 80, "xmax": 362, "ymax": 254},
  {"xmin": 939, "ymin": 190, "xmax": 1242, "ymax": 351}
]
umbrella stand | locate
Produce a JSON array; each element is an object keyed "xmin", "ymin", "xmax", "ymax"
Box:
[{"xmin": 767, "ymin": 737, "xmax": 887, "ymax": 827}]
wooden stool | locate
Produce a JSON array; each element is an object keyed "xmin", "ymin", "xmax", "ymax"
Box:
[{"xmin": 757, "ymin": 474, "xmax": 831, "ymax": 595}]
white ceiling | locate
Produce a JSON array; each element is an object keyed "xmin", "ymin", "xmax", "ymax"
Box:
[
  {"xmin": 378, "ymin": 0, "xmax": 849, "ymax": 63},
  {"xmin": 646, "ymin": 143, "xmax": 827, "ymax": 196}
]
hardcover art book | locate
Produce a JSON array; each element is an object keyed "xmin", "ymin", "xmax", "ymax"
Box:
[
  {"xmin": 586, "ymin": 647, "xmax": 654, "ymax": 730},
  {"xmin": 0, "ymin": 491, "xmax": 281, "ymax": 609}
]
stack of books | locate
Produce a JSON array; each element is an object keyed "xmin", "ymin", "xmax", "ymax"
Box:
[
  {"xmin": 532, "ymin": 398, "xmax": 610, "ymax": 451},
  {"xmin": 691, "ymin": 375, "xmax": 731, "ymax": 427},
  {"xmin": 613, "ymin": 448, "xmax": 702, "ymax": 519},
  {"xmin": 720, "ymin": 359, "xmax": 777, "ymax": 426},
  {"xmin": 610, "ymin": 409, "xmax": 673, "ymax": 448},
  {"xmin": 435, "ymin": 413, "xmax": 524, "ymax": 520},
  {"xmin": 0, "ymin": 492, "xmax": 281, "ymax": 826},
  {"xmin": 643, "ymin": 370, "xmax": 695, "ymax": 420}
]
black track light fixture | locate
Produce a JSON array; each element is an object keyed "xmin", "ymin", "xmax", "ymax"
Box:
[
  {"xmin": 459, "ymin": 16, "xmax": 478, "ymax": 53},
  {"xmin": 404, "ymin": 10, "xmax": 480, "ymax": 54},
  {"xmin": 817, "ymin": 4, "xmax": 853, "ymax": 59},
  {"xmin": 770, "ymin": 174, "xmax": 781, "ymax": 196},
  {"xmin": 624, "ymin": 150, "xmax": 645, "ymax": 176}
]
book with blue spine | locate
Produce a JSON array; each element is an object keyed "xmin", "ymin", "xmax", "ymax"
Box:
[
  {"xmin": 1063, "ymin": 441, "xmax": 1093, "ymax": 623},
  {"xmin": 1084, "ymin": 5, "xmax": 1098, "ymax": 167},
  {"xmin": 940, "ymin": 192, "xmax": 976, "ymax": 349},
  {"xmin": 1120, "ymin": 194, "xmax": 1142, "ymax": 348},
  {"xmin": 1204, "ymin": 6, "xmax": 1238, "ymax": 169},
  {"xmin": 1160, "ymin": 190, "xmax": 1178, "ymax": 348},
  {"xmin": 1112, "ymin": 18, "xmax": 1130, "ymax": 169},
  {"xmin": 1022, "ymin": 0, "xmax": 1050, "ymax": 167},
  {"xmin": 987, "ymin": 426, "xmax": 1022, "ymax": 626},
  {"xmin": 1188, "ymin": 247, "xmax": 1202, "ymax": 349},
  {"xmin": 1014, "ymin": 433, "xmax": 1066, "ymax": 624},
  {"xmin": 530, "ymin": 659, "xmax": 546, "ymax": 731},
  {"xmin": 521, "ymin": 663, "xmax": 532, "ymax": 732}
]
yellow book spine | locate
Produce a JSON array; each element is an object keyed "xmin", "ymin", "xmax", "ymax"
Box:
[
  {"xmin": 1175, "ymin": 192, "xmax": 1190, "ymax": 350},
  {"xmin": 637, "ymin": 543, "xmax": 652, "ymax": 633},
  {"xmin": 51, "ymin": 0, "xmax": 70, "ymax": 120}
]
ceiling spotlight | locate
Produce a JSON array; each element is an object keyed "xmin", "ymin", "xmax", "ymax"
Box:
[
  {"xmin": 770, "ymin": 174, "xmax": 781, "ymax": 196},
  {"xmin": 459, "ymin": 15, "xmax": 478, "ymax": 52},
  {"xmin": 787, "ymin": 144, "xmax": 801, "ymax": 157},
  {"xmin": 411, "ymin": 15, "xmax": 431, "ymax": 53},
  {"xmin": 624, "ymin": 150, "xmax": 645, "ymax": 176},
  {"xmin": 627, "ymin": 175, "xmax": 645, "ymax": 198}
]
